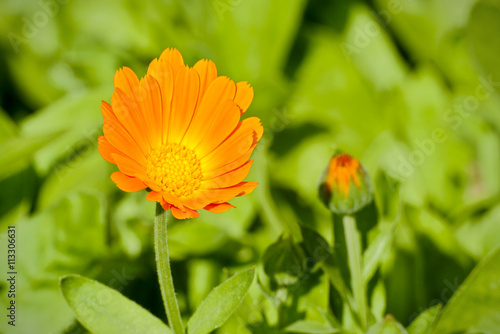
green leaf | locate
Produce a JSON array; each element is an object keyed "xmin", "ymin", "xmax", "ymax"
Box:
[
  {"xmin": 284, "ymin": 320, "xmax": 339, "ymax": 333},
  {"xmin": 407, "ymin": 304, "xmax": 441, "ymax": 334},
  {"xmin": 60, "ymin": 275, "xmax": 172, "ymax": 334},
  {"xmin": 430, "ymin": 247, "xmax": 500, "ymax": 333},
  {"xmin": 187, "ymin": 268, "xmax": 255, "ymax": 334}
]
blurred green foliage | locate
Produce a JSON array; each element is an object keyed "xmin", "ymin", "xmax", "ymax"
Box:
[{"xmin": 1, "ymin": 0, "xmax": 500, "ymax": 333}]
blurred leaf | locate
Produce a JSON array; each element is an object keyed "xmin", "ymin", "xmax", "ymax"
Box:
[
  {"xmin": 0, "ymin": 107, "xmax": 17, "ymax": 142},
  {"xmin": 0, "ymin": 190, "xmax": 108, "ymax": 333},
  {"xmin": 371, "ymin": 280, "xmax": 387, "ymax": 322},
  {"xmin": 456, "ymin": 205, "xmax": 500, "ymax": 259},
  {"xmin": 0, "ymin": 132, "xmax": 60, "ymax": 180},
  {"xmin": 373, "ymin": 172, "xmax": 400, "ymax": 221},
  {"xmin": 430, "ymin": 247, "xmax": 500, "ymax": 333},
  {"xmin": 20, "ymin": 87, "xmax": 109, "ymax": 173},
  {"xmin": 363, "ymin": 223, "xmax": 394, "ymax": 284},
  {"xmin": 284, "ymin": 319, "xmax": 338, "ymax": 333},
  {"xmin": 111, "ymin": 191, "xmax": 156, "ymax": 258},
  {"xmin": 60, "ymin": 275, "xmax": 172, "ymax": 334},
  {"xmin": 0, "ymin": 167, "xmax": 36, "ymax": 230},
  {"xmin": 7, "ymin": 50, "xmax": 64, "ymax": 108},
  {"xmin": 187, "ymin": 268, "xmax": 255, "ymax": 334},
  {"xmin": 476, "ymin": 131, "xmax": 500, "ymax": 198},
  {"xmin": 295, "ymin": 270, "xmax": 331, "ymax": 326},
  {"xmin": 367, "ymin": 315, "xmax": 408, "ymax": 334},
  {"xmin": 407, "ymin": 304, "xmax": 441, "ymax": 334},
  {"xmin": 17, "ymin": 190, "xmax": 107, "ymax": 281},
  {"xmin": 468, "ymin": 0, "xmax": 500, "ymax": 93},
  {"xmin": 38, "ymin": 150, "xmax": 115, "ymax": 209},
  {"xmin": 179, "ymin": 0, "xmax": 306, "ymax": 80},
  {"xmin": 168, "ymin": 220, "xmax": 228, "ymax": 260},
  {"xmin": 187, "ymin": 259, "xmax": 219, "ymax": 311},
  {"xmin": 341, "ymin": 4, "xmax": 407, "ymax": 91},
  {"xmin": 262, "ymin": 236, "xmax": 307, "ymax": 287}
]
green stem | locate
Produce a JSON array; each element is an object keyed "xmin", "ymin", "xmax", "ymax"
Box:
[
  {"xmin": 343, "ymin": 215, "xmax": 368, "ymax": 331},
  {"xmin": 154, "ymin": 203, "xmax": 185, "ymax": 334}
]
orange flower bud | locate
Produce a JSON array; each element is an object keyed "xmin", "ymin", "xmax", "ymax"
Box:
[{"xmin": 319, "ymin": 153, "xmax": 373, "ymax": 214}]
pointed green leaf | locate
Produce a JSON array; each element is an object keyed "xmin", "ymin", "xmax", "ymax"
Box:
[
  {"xmin": 430, "ymin": 247, "xmax": 500, "ymax": 333},
  {"xmin": 187, "ymin": 268, "xmax": 255, "ymax": 334},
  {"xmin": 60, "ymin": 275, "xmax": 172, "ymax": 334}
]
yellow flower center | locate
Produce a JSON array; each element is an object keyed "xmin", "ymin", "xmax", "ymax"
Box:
[{"xmin": 146, "ymin": 143, "xmax": 203, "ymax": 197}]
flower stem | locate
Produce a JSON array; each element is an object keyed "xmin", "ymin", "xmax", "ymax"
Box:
[
  {"xmin": 343, "ymin": 215, "xmax": 368, "ymax": 331},
  {"xmin": 154, "ymin": 203, "xmax": 185, "ymax": 334}
]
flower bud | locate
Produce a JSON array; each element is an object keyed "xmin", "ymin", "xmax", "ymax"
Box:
[{"xmin": 319, "ymin": 153, "xmax": 373, "ymax": 214}]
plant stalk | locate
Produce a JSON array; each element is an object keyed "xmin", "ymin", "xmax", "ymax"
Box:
[
  {"xmin": 154, "ymin": 203, "xmax": 185, "ymax": 334},
  {"xmin": 343, "ymin": 215, "xmax": 368, "ymax": 331}
]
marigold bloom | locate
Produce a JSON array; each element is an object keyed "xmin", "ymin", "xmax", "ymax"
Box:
[
  {"xmin": 98, "ymin": 48, "xmax": 263, "ymax": 219},
  {"xmin": 319, "ymin": 153, "xmax": 372, "ymax": 214}
]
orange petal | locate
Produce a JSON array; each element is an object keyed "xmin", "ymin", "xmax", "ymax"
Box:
[
  {"xmin": 111, "ymin": 89, "xmax": 150, "ymax": 151},
  {"xmin": 113, "ymin": 67, "xmax": 140, "ymax": 98},
  {"xmin": 193, "ymin": 59, "xmax": 217, "ymax": 101},
  {"xmin": 191, "ymin": 100, "xmax": 241, "ymax": 156},
  {"xmin": 147, "ymin": 191, "xmax": 172, "ymax": 210},
  {"xmin": 203, "ymin": 143, "xmax": 257, "ymax": 179},
  {"xmin": 183, "ymin": 76, "xmax": 236, "ymax": 148},
  {"xmin": 241, "ymin": 116, "xmax": 264, "ymax": 142},
  {"xmin": 160, "ymin": 201, "xmax": 171, "ymax": 211},
  {"xmin": 111, "ymin": 171, "xmax": 147, "ymax": 192},
  {"xmin": 101, "ymin": 100, "xmax": 119, "ymax": 123},
  {"xmin": 184, "ymin": 183, "xmax": 249, "ymax": 209},
  {"xmin": 201, "ymin": 182, "xmax": 258, "ymax": 203},
  {"xmin": 137, "ymin": 75, "xmax": 163, "ymax": 147},
  {"xmin": 142, "ymin": 178, "xmax": 161, "ymax": 192},
  {"xmin": 157, "ymin": 48, "xmax": 184, "ymax": 77},
  {"xmin": 111, "ymin": 153, "xmax": 147, "ymax": 177},
  {"xmin": 201, "ymin": 117, "xmax": 263, "ymax": 170},
  {"xmin": 98, "ymin": 136, "xmax": 120, "ymax": 164},
  {"xmin": 146, "ymin": 190, "xmax": 162, "ymax": 202},
  {"xmin": 147, "ymin": 60, "xmax": 174, "ymax": 144},
  {"xmin": 161, "ymin": 192, "xmax": 188, "ymax": 212},
  {"xmin": 203, "ymin": 160, "xmax": 253, "ymax": 189},
  {"xmin": 204, "ymin": 202, "xmax": 235, "ymax": 213},
  {"xmin": 169, "ymin": 66, "xmax": 200, "ymax": 143},
  {"xmin": 171, "ymin": 206, "xmax": 199, "ymax": 219},
  {"xmin": 234, "ymin": 182, "xmax": 258, "ymax": 197},
  {"xmin": 175, "ymin": 190, "xmax": 214, "ymax": 210},
  {"xmin": 234, "ymin": 81, "xmax": 254, "ymax": 114},
  {"xmin": 103, "ymin": 118, "xmax": 147, "ymax": 166}
]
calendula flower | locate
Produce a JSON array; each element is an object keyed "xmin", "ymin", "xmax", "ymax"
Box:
[
  {"xmin": 98, "ymin": 48, "xmax": 263, "ymax": 219},
  {"xmin": 319, "ymin": 153, "xmax": 372, "ymax": 214}
]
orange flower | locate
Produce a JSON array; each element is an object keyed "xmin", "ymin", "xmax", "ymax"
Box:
[{"xmin": 98, "ymin": 48, "xmax": 263, "ymax": 219}]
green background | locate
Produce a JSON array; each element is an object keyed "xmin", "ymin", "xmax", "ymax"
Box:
[{"xmin": 1, "ymin": 0, "xmax": 500, "ymax": 333}]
